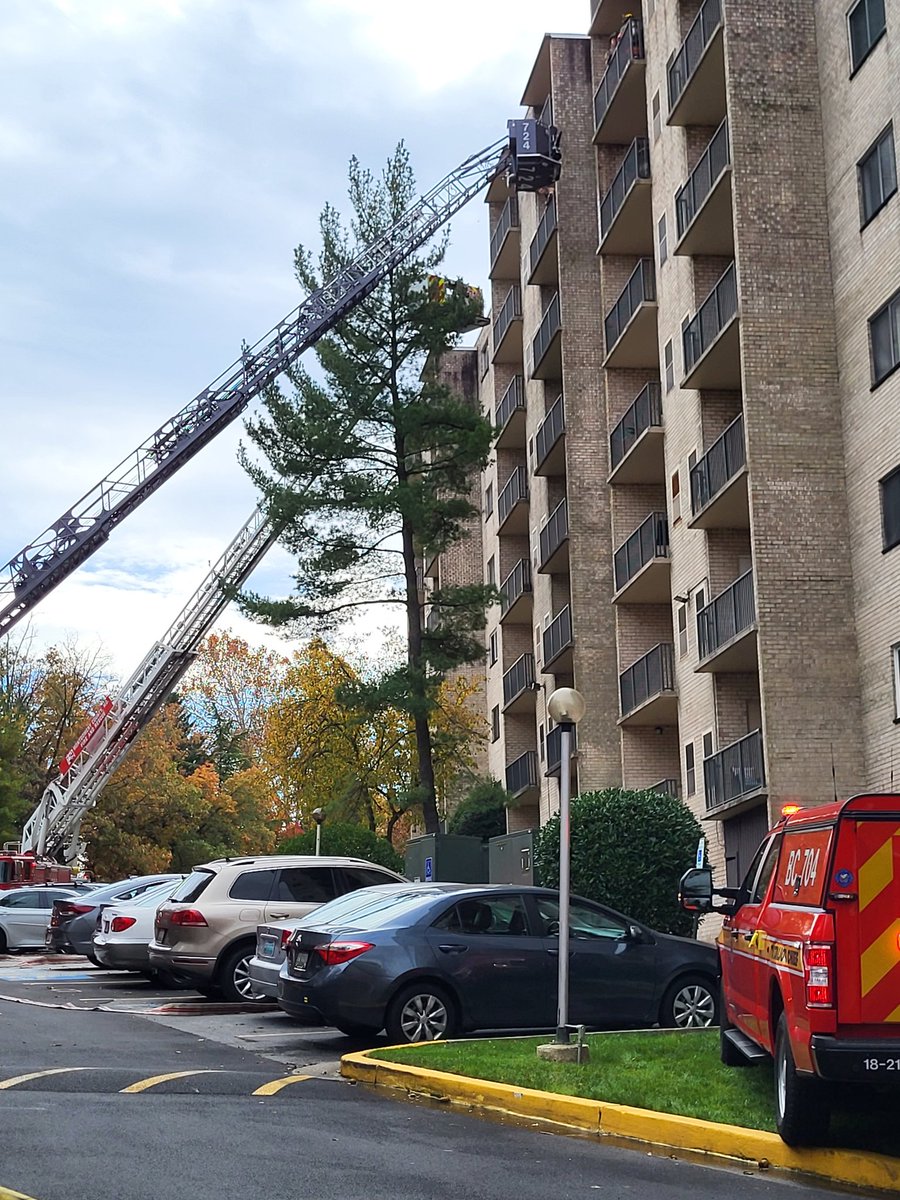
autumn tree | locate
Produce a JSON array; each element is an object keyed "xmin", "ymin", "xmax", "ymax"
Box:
[{"xmin": 240, "ymin": 144, "xmax": 496, "ymax": 834}]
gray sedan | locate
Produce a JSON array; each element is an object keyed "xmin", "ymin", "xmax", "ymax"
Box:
[{"xmin": 47, "ymin": 874, "xmax": 182, "ymax": 959}]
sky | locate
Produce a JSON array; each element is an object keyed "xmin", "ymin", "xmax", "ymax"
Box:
[{"xmin": 0, "ymin": 0, "xmax": 589, "ymax": 683}]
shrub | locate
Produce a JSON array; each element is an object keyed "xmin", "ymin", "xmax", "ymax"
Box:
[
  {"xmin": 278, "ymin": 822, "xmax": 404, "ymax": 874},
  {"xmin": 446, "ymin": 778, "xmax": 509, "ymax": 840}
]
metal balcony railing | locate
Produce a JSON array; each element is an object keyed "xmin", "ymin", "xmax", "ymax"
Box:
[
  {"xmin": 503, "ymin": 652, "xmax": 535, "ymax": 707},
  {"xmin": 682, "ymin": 262, "xmax": 737, "ymax": 376},
  {"xmin": 604, "ymin": 259, "xmax": 656, "ymax": 357},
  {"xmin": 542, "ymin": 605, "xmax": 573, "ymax": 667},
  {"xmin": 546, "ymin": 725, "xmax": 577, "ymax": 775},
  {"xmin": 613, "ymin": 511, "xmax": 669, "ymax": 593},
  {"xmin": 676, "ymin": 119, "xmax": 730, "ymax": 241},
  {"xmin": 506, "ymin": 750, "xmax": 538, "ymax": 797},
  {"xmin": 704, "ymin": 729, "xmax": 765, "ymax": 811},
  {"xmin": 594, "ymin": 19, "xmax": 645, "ymax": 132},
  {"xmin": 498, "ymin": 466, "xmax": 528, "ymax": 525},
  {"xmin": 496, "ymin": 375, "xmax": 525, "ymax": 432},
  {"xmin": 493, "ymin": 285, "xmax": 522, "ymax": 354},
  {"xmin": 489, "ymin": 194, "xmax": 519, "ymax": 267},
  {"xmin": 690, "ymin": 413, "xmax": 746, "ymax": 517},
  {"xmin": 425, "ymin": 607, "xmax": 441, "ymax": 633},
  {"xmin": 535, "ymin": 393, "xmax": 565, "ymax": 468},
  {"xmin": 668, "ymin": 0, "xmax": 723, "ymax": 113},
  {"xmin": 619, "ymin": 643, "xmax": 675, "ymax": 718},
  {"xmin": 500, "ymin": 558, "xmax": 532, "ymax": 615},
  {"xmin": 539, "ymin": 499, "xmax": 568, "ymax": 567},
  {"xmin": 600, "ymin": 138, "xmax": 651, "ymax": 240},
  {"xmin": 609, "ymin": 382, "xmax": 662, "ymax": 471},
  {"xmin": 697, "ymin": 570, "xmax": 755, "ymax": 661},
  {"xmin": 529, "ymin": 195, "xmax": 557, "ymax": 277},
  {"xmin": 531, "ymin": 295, "xmax": 561, "ymax": 375},
  {"xmin": 648, "ymin": 778, "xmax": 680, "ymax": 798}
]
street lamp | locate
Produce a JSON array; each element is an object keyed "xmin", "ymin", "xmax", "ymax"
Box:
[{"xmin": 311, "ymin": 807, "xmax": 326, "ymax": 856}]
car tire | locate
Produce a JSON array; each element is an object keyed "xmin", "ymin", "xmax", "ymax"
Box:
[
  {"xmin": 86, "ymin": 951, "xmax": 103, "ymax": 967},
  {"xmin": 659, "ymin": 974, "xmax": 718, "ymax": 1029},
  {"xmin": 0, "ymin": 929, "xmax": 7, "ymax": 955},
  {"xmin": 219, "ymin": 944, "xmax": 266, "ymax": 1004},
  {"xmin": 774, "ymin": 1013, "xmax": 830, "ymax": 1146},
  {"xmin": 385, "ymin": 982, "xmax": 457, "ymax": 1044}
]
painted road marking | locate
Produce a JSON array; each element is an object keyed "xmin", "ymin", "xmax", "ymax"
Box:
[
  {"xmin": 120, "ymin": 1069, "xmax": 224, "ymax": 1093},
  {"xmin": 251, "ymin": 1075, "xmax": 311, "ymax": 1096},
  {"xmin": 0, "ymin": 1067, "xmax": 94, "ymax": 1090},
  {"xmin": 0, "ymin": 1186, "xmax": 41, "ymax": 1199}
]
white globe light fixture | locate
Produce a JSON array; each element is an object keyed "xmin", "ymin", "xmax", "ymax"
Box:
[{"xmin": 547, "ymin": 686, "xmax": 586, "ymax": 727}]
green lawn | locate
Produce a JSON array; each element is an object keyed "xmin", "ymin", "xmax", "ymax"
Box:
[{"xmin": 369, "ymin": 1030, "xmax": 900, "ymax": 1157}]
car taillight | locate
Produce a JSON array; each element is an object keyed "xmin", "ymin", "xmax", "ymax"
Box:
[
  {"xmin": 280, "ymin": 929, "xmax": 294, "ymax": 947},
  {"xmin": 804, "ymin": 943, "xmax": 834, "ymax": 1007},
  {"xmin": 110, "ymin": 916, "xmax": 137, "ymax": 933},
  {"xmin": 58, "ymin": 902, "xmax": 93, "ymax": 916},
  {"xmin": 314, "ymin": 941, "xmax": 373, "ymax": 966},
  {"xmin": 168, "ymin": 908, "xmax": 208, "ymax": 927}
]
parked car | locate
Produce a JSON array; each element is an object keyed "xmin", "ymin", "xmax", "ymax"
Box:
[
  {"xmin": 249, "ymin": 919, "xmax": 307, "ymax": 999},
  {"xmin": 276, "ymin": 883, "xmax": 720, "ymax": 1042},
  {"xmin": 0, "ymin": 886, "xmax": 81, "ymax": 952},
  {"xmin": 47, "ymin": 875, "xmax": 182, "ymax": 959},
  {"xmin": 149, "ymin": 855, "xmax": 406, "ymax": 1003},
  {"xmin": 91, "ymin": 877, "xmax": 187, "ymax": 976}
]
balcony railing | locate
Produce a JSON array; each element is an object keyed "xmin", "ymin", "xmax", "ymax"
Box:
[
  {"xmin": 613, "ymin": 512, "xmax": 669, "ymax": 593},
  {"xmin": 697, "ymin": 570, "xmax": 755, "ymax": 662},
  {"xmin": 539, "ymin": 499, "xmax": 568, "ymax": 568},
  {"xmin": 506, "ymin": 750, "xmax": 539, "ymax": 798},
  {"xmin": 600, "ymin": 138, "xmax": 651, "ymax": 240},
  {"xmin": 690, "ymin": 413, "xmax": 746, "ymax": 517},
  {"xmin": 490, "ymin": 194, "xmax": 519, "ymax": 268},
  {"xmin": 594, "ymin": 19, "xmax": 645, "ymax": 133},
  {"xmin": 610, "ymin": 382, "xmax": 662, "ymax": 471},
  {"xmin": 648, "ymin": 778, "xmax": 680, "ymax": 798},
  {"xmin": 704, "ymin": 730, "xmax": 765, "ymax": 812},
  {"xmin": 498, "ymin": 466, "xmax": 528, "ymax": 525},
  {"xmin": 535, "ymin": 393, "xmax": 565, "ymax": 469},
  {"xmin": 676, "ymin": 119, "xmax": 730, "ymax": 242},
  {"xmin": 425, "ymin": 607, "xmax": 441, "ymax": 633},
  {"xmin": 531, "ymin": 294, "xmax": 562, "ymax": 377},
  {"xmin": 604, "ymin": 258, "xmax": 656, "ymax": 357},
  {"xmin": 619, "ymin": 643, "xmax": 675, "ymax": 718},
  {"xmin": 682, "ymin": 262, "xmax": 737, "ymax": 377},
  {"xmin": 500, "ymin": 559, "xmax": 532, "ymax": 616},
  {"xmin": 493, "ymin": 285, "xmax": 523, "ymax": 354},
  {"xmin": 668, "ymin": 0, "xmax": 723, "ymax": 113},
  {"xmin": 503, "ymin": 652, "xmax": 535, "ymax": 707},
  {"xmin": 543, "ymin": 605, "xmax": 573, "ymax": 668},
  {"xmin": 529, "ymin": 195, "xmax": 557, "ymax": 278},
  {"xmin": 496, "ymin": 375, "xmax": 525, "ymax": 432},
  {"xmin": 546, "ymin": 725, "xmax": 577, "ymax": 776}
]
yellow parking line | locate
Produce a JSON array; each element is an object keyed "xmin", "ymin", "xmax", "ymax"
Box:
[
  {"xmin": 0, "ymin": 1067, "xmax": 92, "ymax": 1090},
  {"xmin": 251, "ymin": 1074, "xmax": 311, "ymax": 1096},
  {"xmin": 0, "ymin": 1186, "xmax": 41, "ymax": 1199},
  {"xmin": 120, "ymin": 1069, "xmax": 221, "ymax": 1094}
]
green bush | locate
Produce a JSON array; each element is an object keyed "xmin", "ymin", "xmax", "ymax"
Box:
[
  {"xmin": 533, "ymin": 788, "xmax": 702, "ymax": 936},
  {"xmin": 446, "ymin": 778, "xmax": 509, "ymax": 840},
  {"xmin": 278, "ymin": 822, "xmax": 405, "ymax": 874}
]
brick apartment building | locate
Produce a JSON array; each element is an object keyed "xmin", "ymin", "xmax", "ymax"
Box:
[{"xmin": 426, "ymin": 0, "xmax": 900, "ymax": 883}]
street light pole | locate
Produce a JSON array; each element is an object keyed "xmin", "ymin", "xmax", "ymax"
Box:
[{"xmin": 311, "ymin": 807, "xmax": 325, "ymax": 856}]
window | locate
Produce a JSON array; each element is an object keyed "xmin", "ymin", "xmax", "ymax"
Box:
[
  {"xmin": 487, "ymin": 555, "xmax": 496, "ymax": 587},
  {"xmin": 749, "ymin": 835, "xmax": 782, "ymax": 905},
  {"xmin": 479, "ymin": 342, "xmax": 490, "ymax": 378},
  {"xmin": 848, "ymin": 0, "xmax": 886, "ymax": 74},
  {"xmin": 0, "ymin": 891, "xmax": 37, "ymax": 908},
  {"xmin": 651, "ymin": 89, "xmax": 661, "ymax": 141},
  {"xmin": 229, "ymin": 869, "xmax": 278, "ymax": 901},
  {"xmin": 539, "ymin": 721, "xmax": 545, "ymax": 761},
  {"xmin": 534, "ymin": 895, "xmax": 626, "ymax": 940},
  {"xmin": 274, "ymin": 867, "xmax": 337, "ymax": 904},
  {"xmin": 893, "ymin": 644, "xmax": 900, "ymax": 721},
  {"xmin": 685, "ymin": 741, "xmax": 696, "ymax": 795},
  {"xmin": 170, "ymin": 870, "xmax": 215, "ymax": 904},
  {"xmin": 881, "ymin": 465, "xmax": 900, "ymax": 550},
  {"xmin": 338, "ymin": 866, "xmax": 399, "ymax": 893},
  {"xmin": 671, "ymin": 470, "xmax": 681, "ymax": 523},
  {"xmin": 484, "ymin": 483, "xmax": 494, "ymax": 518},
  {"xmin": 491, "ymin": 705, "xmax": 500, "ymax": 742},
  {"xmin": 870, "ymin": 289, "xmax": 900, "ymax": 386},
  {"xmin": 664, "ymin": 339, "xmax": 674, "ymax": 392},
  {"xmin": 677, "ymin": 604, "xmax": 688, "ymax": 657},
  {"xmin": 859, "ymin": 124, "xmax": 897, "ymax": 226},
  {"xmin": 434, "ymin": 894, "xmax": 529, "ymax": 935},
  {"xmin": 702, "ymin": 731, "xmax": 714, "ymax": 760},
  {"xmin": 657, "ymin": 212, "xmax": 668, "ymax": 267},
  {"xmin": 694, "ymin": 586, "xmax": 706, "ymax": 617},
  {"xmin": 489, "ymin": 630, "xmax": 498, "ymax": 666}
]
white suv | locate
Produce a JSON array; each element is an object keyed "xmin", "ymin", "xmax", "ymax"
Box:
[{"xmin": 148, "ymin": 855, "xmax": 404, "ymax": 1002}]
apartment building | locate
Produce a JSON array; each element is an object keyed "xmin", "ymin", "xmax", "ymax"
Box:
[{"xmin": 437, "ymin": 0, "xmax": 900, "ymax": 884}]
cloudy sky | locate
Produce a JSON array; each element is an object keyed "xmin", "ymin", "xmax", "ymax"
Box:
[{"xmin": 0, "ymin": 0, "xmax": 589, "ymax": 682}]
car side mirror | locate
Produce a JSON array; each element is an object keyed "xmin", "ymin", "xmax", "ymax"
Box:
[
  {"xmin": 626, "ymin": 923, "xmax": 644, "ymax": 943},
  {"xmin": 679, "ymin": 866, "xmax": 713, "ymax": 913}
]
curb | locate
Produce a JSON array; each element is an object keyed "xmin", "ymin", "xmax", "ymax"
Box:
[{"xmin": 340, "ymin": 1048, "xmax": 900, "ymax": 1194}]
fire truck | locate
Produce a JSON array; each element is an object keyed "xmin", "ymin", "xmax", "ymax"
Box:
[
  {"xmin": 680, "ymin": 794, "xmax": 900, "ymax": 1146},
  {"xmin": 0, "ymin": 848, "xmax": 72, "ymax": 890}
]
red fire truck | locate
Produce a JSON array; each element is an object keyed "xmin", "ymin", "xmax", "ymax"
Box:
[{"xmin": 0, "ymin": 849, "xmax": 73, "ymax": 890}]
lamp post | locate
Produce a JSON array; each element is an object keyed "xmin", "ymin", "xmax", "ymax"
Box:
[{"xmin": 311, "ymin": 807, "xmax": 326, "ymax": 856}]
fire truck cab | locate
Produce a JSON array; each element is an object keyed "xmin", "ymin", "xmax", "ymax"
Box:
[
  {"xmin": 680, "ymin": 794, "xmax": 900, "ymax": 1146},
  {"xmin": 0, "ymin": 850, "xmax": 73, "ymax": 891}
]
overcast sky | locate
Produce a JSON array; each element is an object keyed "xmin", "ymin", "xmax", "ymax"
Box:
[{"xmin": 0, "ymin": 0, "xmax": 589, "ymax": 683}]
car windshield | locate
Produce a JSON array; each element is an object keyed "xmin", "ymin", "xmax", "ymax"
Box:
[
  {"xmin": 167, "ymin": 870, "xmax": 215, "ymax": 904},
  {"xmin": 124, "ymin": 879, "xmax": 184, "ymax": 907},
  {"xmin": 298, "ymin": 887, "xmax": 441, "ymax": 930}
]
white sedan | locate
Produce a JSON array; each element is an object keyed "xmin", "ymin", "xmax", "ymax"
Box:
[
  {"xmin": 92, "ymin": 877, "xmax": 185, "ymax": 974},
  {"xmin": 0, "ymin": 887, "xmax": 80, "ymax": 952}
]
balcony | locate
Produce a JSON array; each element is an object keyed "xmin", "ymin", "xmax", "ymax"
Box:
[
  {"xmin": 528, "ymin": 195, "xmax": 558, "ymax": 285},
  {"xmin": 494, "ymin": 375, "xmax": 526, "ymax": 450},
  {"xmin": 506, "ymin": 750, "xmax": 539, "ymax": 802},
  {"xmin": 530, "ymin": 294, "xmax": 562, "ymax": 381},
  {"xmin": 425, "ymin": 607, "xmax": 441, "ymax": 633},
  {"xmin": 492, "ymin": 285, "xmax": 523, "ymax": 364},
  {"xmin": 497, "ymin": 466, "xmax": 529, "ymax": 534},
  {"xmin": 593, "ymin": 20, "xmax": 647, "ymax": 145},
  {"xmin": 599, "ymin": 138, "xmax": 652, "ymax": 256},
  {"xmin": 489, "ymin": 194, "xmax": 520, "ymax": 280},
  {"xmin": 542, "ymin": 605, "xmax": 573, "ymax": 673},
  {"xmin": 704, "ymin": 730, "xmax": 766, "ymax": 815},
  {"xmin": 648, "ymin": 778, "xmax": 680, "ymax": 798},
  {"xmin": 682, "ymin": 262, "xmax": 740, "ymax": 389},
  {"xmin": 502, "ymin": 652, "xmax": 536, "ymax": 714},
  {"xmin": 696, "ymin": 569, "xmax": 757, "ymax": 672},
  {"xmin": 667, "ymin": 0, "xmax": 725, "ymax": 128},
  {"xmin": 619, "ymin": 643, "xmax": 677, "ymax": 726},
  {"xmin": 534, "ymin": 393, "xmax": 565, "ymax": 475},
  {"xmin": 538, "ymin": 498, "xmax": 569, "ymax": 574},
  {"xmin": 604, "ymin": 259, "xmax": 658, "ymax": 368},
  {"xmin": 675, "ymin": 119, "xmax": 733, "ymax": 257},
  {"xmin": 609, "ymin": 382, "xmax": 664, "ymax": 484},
  {"xmin": 499, "ymin": 559, "xmax": 533, "ymax": 625},
  {"xmin": 612, "ymin": 511, "xmax": 670, "ymax": 603},
  {"xmin": 546, "ymin": 725, "xmax": 577, "ymax": 778},
  {"xmin": 689, "ymin": 413, "xmax": 749, "ymax": 529},
  {"xmin": 590, "ymin": 0, "xmax": 636, "ymax": 36}
]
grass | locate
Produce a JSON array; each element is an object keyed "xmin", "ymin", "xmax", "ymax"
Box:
[{"xmin": 368, "ymin": 1030, "xmax": 900, "ymax": 1158}]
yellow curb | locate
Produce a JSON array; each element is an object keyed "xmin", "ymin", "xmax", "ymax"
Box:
[
  {"xmin": 0, "ymin": 1188, "xmax": 41, "ymax": 1199},
  {"xmin": 340, "ymin": 1048, "xmax": 900, "ymax": 1194}
]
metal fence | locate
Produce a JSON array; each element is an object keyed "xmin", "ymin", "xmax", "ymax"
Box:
[
  {"xmin": 546, "ymin": 725, "xmax": 577, "ymax": 775},
  {"xmin": 690, "ymin": 412, "xmax": 745, "ymax": 516},
  {"xmin": 500, "ymin": 558, "xmax": 532, "ymax": 615},
  {"xmin": 539, "ymin": 499, "xmax": 569, "ymax": 568},
  {"xmin": 496, "ymin": 375, "xmax": 525, "ymax": 432},
  {"xmin": 697, "ymin": 569, "xmax": 755, "ymax": 661},
  {"xmin": 535, "ymin": 391, "xmax": 565, "ymax": 466},
  {"xmin": 676, "ymin": 118, "xmax": 730, "ymax": 240},
  {"xmin": 610, "ymin": 381, "xmax": 662, "ymax": 470},
  {"xmin": 600, "ymin": 138, "xmax": 651, "ymax": 239},
  {"xmin": 506, "ymin": 750, "xmax": 538, "ymax": 797},
  {"xmin": 668, "ymin": 0, "xmax": 722, "ymax": 111},
  {"xmin": 604, "ymin": 258, "xmax": 656, "ymax": 355},
  {"xmin": 594, "ymin": 19, "xmax": 645, "ymax": 132},
  {"xmin": 489, "ymin": 194, "xmax": 519, "ymax": 267},
  {"xmin": 493, "ymin": 285, "xmax": 523, "ymax": 354},
  {"xmin": 682, "ymin": 261, "xmax": 737, "ymax": 375},
  {"xmin": 529, "ymin": 195, "xmax": 558, "ymax": 276},
  {"xmin": 613, "ymin": 511, "xmax": 669, "ymax": 592},
  {"xmin": 532, "ymin": 295, "xmax": 562, "ymax": 376},
  {"xmin": 502, "ymin": 652, "xmax": 535, "ymax": 707},
  {"xmin": 704, "ymin": 729, "xmax": 765, "ymax": 811},
  {"xmin": 619, "ymin": 642, "xmax": 675, "ymax": 717},
  {"xmin": 498, "ymin": 465, "xmax": 528, "ymax": 525},
  {"xmin": 542, "ymin": 605, "xmax": 573, "ymax": 666}
]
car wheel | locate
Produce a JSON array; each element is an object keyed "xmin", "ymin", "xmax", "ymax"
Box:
[
  {"xmin": 774, "ymin": 1013, "xmax": 830, "ymax": 1146},
  {"xmin": 86, "ymin": 951, "xmax": 103, "ymax": 967},
  {"xmin": 660, "ymin": 974, "xmax": 718, "ymax": 1029},
  {"xmin": 219, "ymin": 945, "xmax": 266, "ymax": 1004},
  {"xmin": 0, "ymin": 929, "xmax": 7, "ymax": 955},
  {"xmin": 385, "ymin": 982, "xmax": 457, "ymax": 1044},
  {"xmin": 334, "ymin": 1022, "xmax": 377, "ymax": 1039}
]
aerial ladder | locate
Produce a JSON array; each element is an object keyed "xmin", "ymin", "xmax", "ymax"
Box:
[{"xmin": 8, "ymin": 117, "xmax": 562, "ymax": 862}]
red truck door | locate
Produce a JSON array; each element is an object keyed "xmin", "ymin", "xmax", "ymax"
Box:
[{"xmin": 720, "ymin": 833, "xmax": 782, "ymax": 1041}]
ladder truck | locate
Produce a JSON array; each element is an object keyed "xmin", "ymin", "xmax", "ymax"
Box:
[{"xmin": 8, "ymin": 118, "xmax": 561, "ymax": 865}]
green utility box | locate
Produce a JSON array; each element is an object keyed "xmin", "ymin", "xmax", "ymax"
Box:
[
  {"xmin": 488, "ymin": 830, "xmax": 539, "ymax": 886},
  {"xmin": 404, "ymin": 834, "xmax": 489, "ymax": 884}
]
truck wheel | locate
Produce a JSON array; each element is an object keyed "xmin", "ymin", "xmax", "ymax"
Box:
[
  {"xmin": 719, "ymin": 983, "xmax": 748, "ymax": 1067},
  {"xmin": 774, "ymin": 1014, "xmax": 830, "ymax": 1146}
]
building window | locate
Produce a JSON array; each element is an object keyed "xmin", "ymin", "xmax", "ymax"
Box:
[
  {"xmin": 870, "ymin": 289, "xmax": 900, "ymax": 386},
  {"xmin": 848, "ymin": 0, "xmax": 886, "ymax": 74},
  {"xmin": 859, "ymin": 125, "xmax": 897, "ymax": 227},
  {"xmin": 491, "ymin": 705, "xmax": 500, "ymax": 742},
  {"xmin": 539, "ymin": 722, "xmax": 545, "ymax": 761},
  {"xmin": 892, "ymin": 645, "xmax": 900, "ymax": 721},
  {"xmin": 677, "ymin": 603, "xmax": 688, "ymax": 657},
  {"xmin": 657, "ymin": 212, "xmax": 668, "ymax": 267},
  {"xmin": 489, "ymin": 630, "xmax": 498, "ymax": 666},
  {"xmin": 671, "ymin": 470, "xmax": 681, "ymax": 523},
  {"xmin": 487, "ymin": 555, "xmax": 496, "ymax": 587},
  {"xmin": 881, "ymin": 464, "xmax": 900, "ymax": 551},
  {"xmin": 702, "ymin": 731, "xmax": 714, "ymax": 760},
  {"xmin": 484, "ymin": 483, "xmax": 493, "ymax": 518},
  {"xmin": 651, "ymin": 89, "xmax": 661, "ymax": 141},
  {"xmin": 479, "ymin": 342, "xmax": 490, "ymax": 378},
  {"xmin": 664, "ymin": 339, "xmax": 674, "ymax": 392},
  {"xmin": 685, "ymin": 742, "xmax": 696, "ymax": 796}
]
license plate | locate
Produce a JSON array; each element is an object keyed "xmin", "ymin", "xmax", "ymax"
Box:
[
  {"xmin": 259, "ymin": 935, "xmax": 277, "ymax": 959},
  {"xmin": 292, "ymin": 951, "xmax": 310, "ymax": 973},
  {"xmin": 156, "ymin": 929, "xmax": 167, "ymax": 944},
  {"xmin": 102, "ymin": 918, "xmax": 110, "ymax": 934}
]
